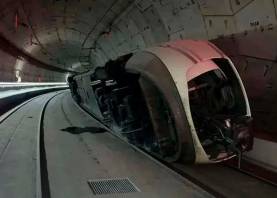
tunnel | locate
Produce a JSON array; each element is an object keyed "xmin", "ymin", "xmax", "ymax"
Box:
[{"xmin": 0, "ymin": 1, "xmax": 277, "ymax": 197}]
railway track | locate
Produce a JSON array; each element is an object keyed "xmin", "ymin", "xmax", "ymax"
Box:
[
  {"xmin": 224, "ymin": 162, "xmax": 277, "ymax": 188},
  {"xmin": 38, "ymin": 92, "xmax": 65, "ymax": 198}
]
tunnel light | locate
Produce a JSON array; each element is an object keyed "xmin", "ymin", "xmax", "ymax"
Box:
[
  {"xmin": 0, "ymin": 82, "xmax": 67, "ymax": 89},
  {"xmin": 15, "ymin": 59, "xmax": 24, "ymax": 71},
  {"xmin": 65, "ymin": 73, "xmax": 70, "ymax": 83},
  {"xmin": 15, "ymin": 70, "xmax": 21, "ymax": 83}
]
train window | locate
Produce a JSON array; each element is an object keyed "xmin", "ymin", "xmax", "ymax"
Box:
[
  {"xmin": 212, "ymin": 58, "xmax": 247, "ymax": 115},
  {"xmin": 188, "ymin": 69, "xmax": 236, "ymax": 116},
  {"xmin": 188, "ymin": 67, "xmax": 252, "ymax": 161}
]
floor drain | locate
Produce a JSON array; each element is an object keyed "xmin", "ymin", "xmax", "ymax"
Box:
[{"xmin": 88, "ymin": 178, "xmax": 140, "ymax": 195}]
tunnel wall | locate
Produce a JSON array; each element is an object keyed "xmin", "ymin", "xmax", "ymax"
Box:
[
  {"xmin": 92, "ymin": 1, "xmax": 277, "ymax": 65},
  {"xmin": 0, "ymin": 49, "xmax": 65, "ymax": 82}
]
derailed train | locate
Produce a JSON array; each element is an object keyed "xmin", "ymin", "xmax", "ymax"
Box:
[{"xmin": 68, "ymin": 40, "xmax": 253, "ymax": 163}]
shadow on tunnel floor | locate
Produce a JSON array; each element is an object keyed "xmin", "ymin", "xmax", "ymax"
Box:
[{"xmin": 61, "ymin": 126, "xmax": 106, "ymax": 135}]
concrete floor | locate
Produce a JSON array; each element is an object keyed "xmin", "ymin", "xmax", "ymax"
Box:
[
  {"xmin": 0, "ymin": 92, "xmax": 60, "ymax": 198},
  {"xmin": 0, "ymin": 91, "xmax": 211, "ymax": 198}
]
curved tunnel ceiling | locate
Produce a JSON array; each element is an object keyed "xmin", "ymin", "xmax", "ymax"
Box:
[{"xmin": 0, "ymin": 0, "xmax": 277, "ymax": 82}]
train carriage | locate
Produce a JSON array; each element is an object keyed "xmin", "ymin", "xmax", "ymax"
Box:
[{"xmin": 69, "ymin": 40, "xmax": 253, "ymax": 164}]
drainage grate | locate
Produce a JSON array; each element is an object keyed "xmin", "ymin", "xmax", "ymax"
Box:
[{"xmin": 88, "ymin": 178, "xmax": 140, "ymax": 195}]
